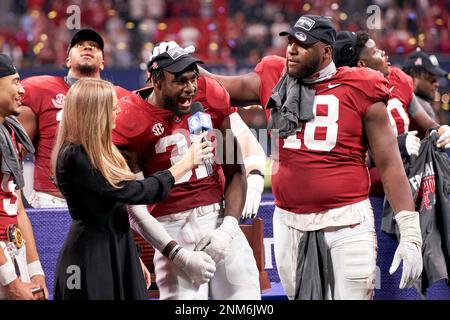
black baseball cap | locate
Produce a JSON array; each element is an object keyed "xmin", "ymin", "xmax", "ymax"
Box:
[
  {"xmin": 67, "ymin": 29, "xmax": 104, "ymax": 54},
  {"xmin": 147, "ymin": 46, "xmax": 204, "ymax": 74},
  {"xmin": 0, "ymin": 53, "xmax": 17, "ymax": 78},
  {"xmin": 403, "ymin": 49, "xmax": 448, "ymax": 77},
  {"xmin": 279, "ymin": 15, "xmax": 336, "ymax": 46},
  {"xmin": 333, "ymin": 31, "xmax": 359, "ymax": 67}
]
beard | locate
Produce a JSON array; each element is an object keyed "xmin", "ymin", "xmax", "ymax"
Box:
[
  {"xmin": 415, "ymin": 86, "xmax": 435, "ymax": 102},
  {"xmin": 162, "ymin": 95, "xmax": 190, "ymax": 116},
  {"xmin": 75, "ymin": 63, "xmax": 98, "ymax": 77},
  {"xmin": 287, "ymin": 54, "xmax": 321, "ymax": 79}
]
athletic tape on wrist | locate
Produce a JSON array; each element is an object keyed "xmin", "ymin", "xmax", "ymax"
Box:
[
  {"xmin": 27, "ymin": 260, "xmax": 45, "ymax": 278},
  {"xmin": 395, "ymin": 210, "xmax": 422, "ymax": 246}
]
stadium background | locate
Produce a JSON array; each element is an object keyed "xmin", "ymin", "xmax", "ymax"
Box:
[{"xmin": 1, "ymin": 0, "xmax": 450, "ymax": 299}]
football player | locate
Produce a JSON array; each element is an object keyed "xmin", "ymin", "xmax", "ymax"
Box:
[
  {"xmin": 148, "ymin": 42, "xmax": 267, "ymax": 220},
  {"xmin": 333, "ymin": 31, "xmax": 450, "ymax": 195},
  {"xmin": 112, "ymin": 46, "xmax": 261, "ymax": 299},
  {"xmin": 201, "ymin": 15, "xmax": 423, "ymax": 299},
  {"xmin": 17, "ymin": 29, "xmax": 130, "ymax": 208},
  {"xmin": 16, "ymin": 28, "xmax": 152, "ymax": 288},
  {"xmin": 403, "ymin": 49, "xmax": 449, "ymax": 125},
  {"xmin": 0, "ymin": 53, "xmax": 48, "ymax": 300}
]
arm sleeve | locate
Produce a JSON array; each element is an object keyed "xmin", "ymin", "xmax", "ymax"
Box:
[
  {"xmin": 229, "ymin": 112, "xmax": 266, "ymax": 175},
  {"xmin": 57, "ymin": 144, "xmax": 175, "ymax": 205}
]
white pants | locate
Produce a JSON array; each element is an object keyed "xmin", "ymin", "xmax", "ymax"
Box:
[
  {"xmin": 154, "ymin": 203, "xmax": 261, "ymax": 300},
  {"xmin": 0, "ymin": 241, "xmax": 30, "ymax": 300},
  {"xmin": 29, "ymin": 191, "xmax": 67, "ymax": 208},
  {"xmin": 273, "ymin": 201, "xmax": 377, "ymax": 300}
]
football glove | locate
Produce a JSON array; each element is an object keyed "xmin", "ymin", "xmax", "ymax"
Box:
[
  {"xmin": 389, "ymin": 210, "xmax": 423, "ymax": 289},
  {"xmin": 437, "ymin": 125, "xmax": 450, "ymax": 149},
  {"xmin": 242, "ymin": 173, "xmax": 264, "ymax": 219},
  {"xmin": 194, "ymin": 216, "xmax": 240, "ymax": 264},
  {"xmin": 397, "ymin": 131, "xmax": 420, "ymax": 158}
]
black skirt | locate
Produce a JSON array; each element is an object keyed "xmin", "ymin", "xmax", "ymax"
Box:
[{"xmin": 53, "ymin": 218, "xmax": 148, "ymax": 300}]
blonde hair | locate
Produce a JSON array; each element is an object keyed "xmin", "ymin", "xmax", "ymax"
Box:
[{"xmin": 52, "ymin": 78, "xmax": 135, "ymax": 188}]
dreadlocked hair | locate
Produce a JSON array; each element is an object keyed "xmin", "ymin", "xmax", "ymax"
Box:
[{"xmin": 150, "ymin": 68, "xmax": 165, "ymax": 84}]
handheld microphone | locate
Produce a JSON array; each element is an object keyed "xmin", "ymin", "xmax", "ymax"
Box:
[{"xmin": 188, "ymin": 102, "xmax": 214, "ymax": 176}]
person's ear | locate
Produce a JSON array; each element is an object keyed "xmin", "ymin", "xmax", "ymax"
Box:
[
  {"xmin": 356, "ymin": 59, "xmax": 366, "ymax": 68},
  {"xmin": 324, "ymin": 45, "xmax": 333, "ymax": 60},
  {"xmin": 65, "ymin": 57, "xmax": 71, "ymax": 69},
  {"xmin": 155, "ymin": 79, "xmax": 163, "ymax": 90}
]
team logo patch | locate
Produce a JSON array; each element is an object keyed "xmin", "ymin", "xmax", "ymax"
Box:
[
  {"xmin": 167, "ymin": 47, "xmax": 188, "ymax": 60},
  {"xmin": 295, "ymin": 16, "xmax": 315, "ymax": 31},
  {"xmin": 414, "ymin": 57, "xmax": 423, "ymax": 66},
  {"xmin": 152, "ymin": 123, "xmax": 165, "ymax": 136},
  {"xmin": 295, "ymin": 32, "xmax": 307, "ymax": 42},
  {"xmin": 52, "ymin": 93, "xmax": 65, "ymax": 108},
  {"xmin": 429, "ymin": 55, "xmax": 439, "ymax": 67}
]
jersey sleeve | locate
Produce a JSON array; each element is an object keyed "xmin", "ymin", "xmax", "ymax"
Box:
[
  {"xmin": 359, "ymin": 68, "xmax": 390, "ymax": 104},
  {"xmin": 21, "ymin": 77, "xmax": 41, "ymax": 114},
  {"xmin": 114, "ymin": 85, "xmax": 132, "ymax": 99},
  {"xmin": 254, "ymin": 55, "xmax": 286, "ymax": 106},
  {"xmin": 195, "ymin": 76, "xmax": 234, "ymax": 128},
  {"xmin": 348, "ymin": 67, "xmax": 390, "ymax": 115},
  {"xmin": 112, "ymin": 95, "xmax": 150, "ymax": 151},
  {"xmin": 390, "ymin": 67, "xmax": 414, "ymax": 104},
  {"xmin": 254, "ymin": 55, "xmax": 285, "ymax": 77}
]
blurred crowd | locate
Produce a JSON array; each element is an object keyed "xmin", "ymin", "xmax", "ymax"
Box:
[{"xmin": 1, "ymin": 0, "xmax": 450, "ymax": 69}]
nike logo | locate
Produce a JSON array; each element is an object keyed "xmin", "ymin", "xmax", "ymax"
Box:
[{"xmin": 328, "ymin": 83, "xmax": 341, "ymax": 89}]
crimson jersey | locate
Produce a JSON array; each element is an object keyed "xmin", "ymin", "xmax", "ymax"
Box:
[
  {"xmin": 254, "ymin": 55, "xmax": 286, "ymax": 119},
  {"xmin": 256, "ymin": 56, "xmax": 390, "ymax": 213},
  {"xmin": 386, "ymin": 66, "xmax": 414, "ymax": 135},
  {"xmin": 21, "ymin": 76, "xmax": 130, "ymax": 192},
  {"xmin": 113, "ymin": 76, "xmax": 236, "ymax": 217},
  {"xmin": 0, "ymin": 129, "xmax": 21, "ymax": 239},
  {"xmin": 369, "ymin": 67, "xmax": 414, "ymax": 195}
]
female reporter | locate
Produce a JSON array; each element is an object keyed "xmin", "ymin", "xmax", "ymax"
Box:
[{"xmin": 51, "ymin": 78, "xmax": 214, "ymax": 300}]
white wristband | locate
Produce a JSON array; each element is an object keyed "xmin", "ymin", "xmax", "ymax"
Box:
[
  {"xmin": 0, "ymin": 260, "xmax": 18, "ymax": 286},
  {"xmin": 27, "ymin": 260, "xmax": 45, "ymax": 278},
  {"xmin": 395, "ymin": 210, "xmax": 422, "ymax": 247}
]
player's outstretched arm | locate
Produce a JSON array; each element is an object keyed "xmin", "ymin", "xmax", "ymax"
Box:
[
  {"xmin": 199, "ymin": 66, "xmax": 262, "ymax": 106},
  {"xmin": 128, "ymin": 204, "xmax": 216, "ymax": 286},
  {"xmin": 365, "ymin": 101, "xmax": 423, "ymax": 289}
]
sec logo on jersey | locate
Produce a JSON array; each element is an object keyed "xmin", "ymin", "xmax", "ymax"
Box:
[
  {"xmin": 52, "ymin": 93, "xmax": 65, "ymax": 109},
  {"xmin": 152, "ymin": 123, "xmax": 165, "ymax": 136}
]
